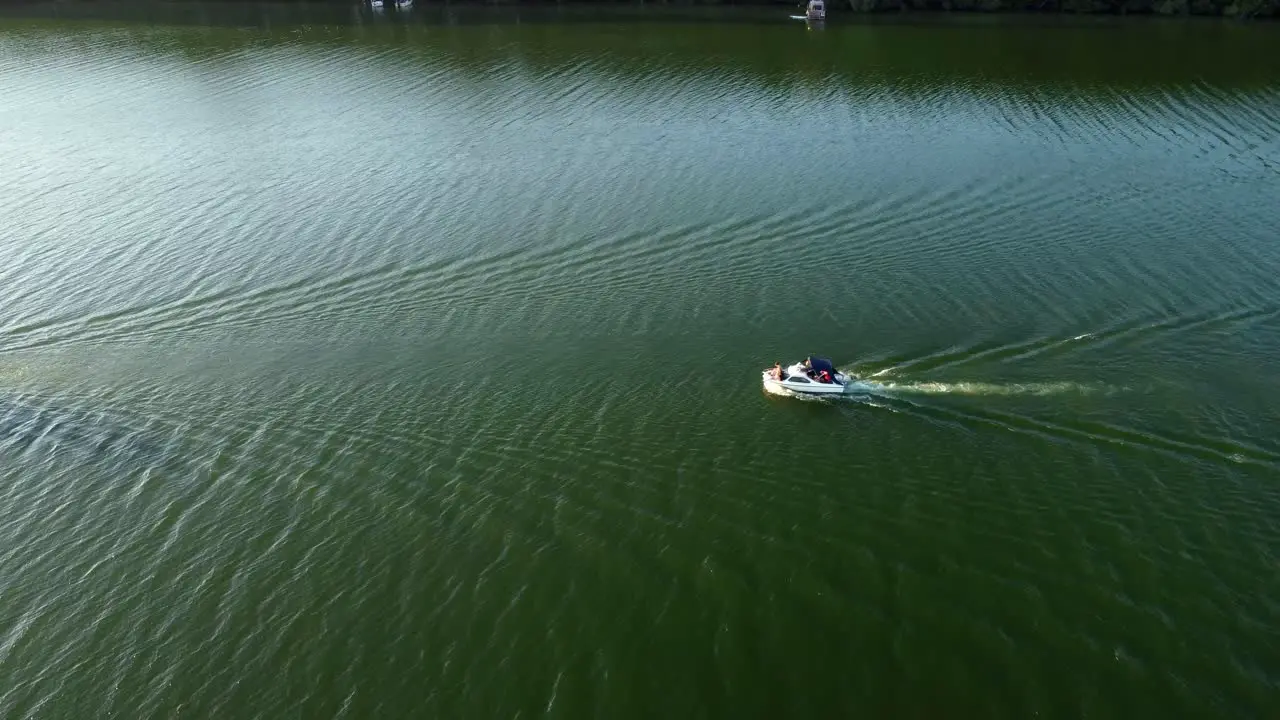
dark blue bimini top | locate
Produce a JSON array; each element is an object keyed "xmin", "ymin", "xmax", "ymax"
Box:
[{"xmin": 807, "ymin": 356, "xmax": 835, "ymax": 374}]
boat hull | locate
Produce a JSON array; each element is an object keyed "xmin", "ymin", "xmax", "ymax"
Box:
[{"xmin": 762, "ymin": 371, "xmax": 848, "ymax": 396}]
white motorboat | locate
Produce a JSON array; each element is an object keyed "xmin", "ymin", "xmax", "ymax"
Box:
[
  {"xmin": 790, "ymin": 0, "xmax": 825, "ymax": 21},
  {"xmin": 762, "ymin": 355, "xmax": 850, "ymax": 396}
]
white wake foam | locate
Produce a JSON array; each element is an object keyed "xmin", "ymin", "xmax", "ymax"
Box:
[{"xmin": 854, "ymin": 379, "xmax": 1110, "ymax": 397}]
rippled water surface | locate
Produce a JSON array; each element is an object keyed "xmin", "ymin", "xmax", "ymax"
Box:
[{"xmin": 1, "ymin": 5, "xmax": 1278, "ymax": 717}]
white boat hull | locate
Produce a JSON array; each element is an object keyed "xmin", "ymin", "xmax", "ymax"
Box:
[
  {"xmin": 763, "ymin": 374, "xmax": 845, "ymax": 395},
  {"xmin": 762, "ymin": 361, "xmax": 851, "ymax": 396}
]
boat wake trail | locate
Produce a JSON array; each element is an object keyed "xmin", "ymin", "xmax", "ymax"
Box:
[
  {"xmin": 853, "ymin": 379, "xmax": 1117, "ymax": 397},
  {"xmin": 829, "ymin": 371, "xmax": 1280, "ymax": 470}
]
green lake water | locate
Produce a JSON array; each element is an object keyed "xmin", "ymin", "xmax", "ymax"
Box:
[{"xmin": 1, "ymin": 4, "xmax": 1278, "ymax": 717}]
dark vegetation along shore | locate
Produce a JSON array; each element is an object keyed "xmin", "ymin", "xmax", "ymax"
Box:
[
  {"xmin": 831, "ymin": 0, "xmax": 1277, "ymax": 17},
  {"xmin": 812, "ymin": 0, "xmax": 1276, "ymax": 17},
  {"xmin": 0, "ymin": 0, "xmax": 1277, "ymax": 18},
  {"xmin": 662, "ymin": 0, "xmax": 1280, "ymax": 18}
]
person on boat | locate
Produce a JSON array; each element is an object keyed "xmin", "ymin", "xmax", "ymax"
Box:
[
  {"xmin": 772, "ymin": 362, "xmax": 784, "ymax": 380},
  {"xmin": 819, "ymin": 369, "xmax": 832, "ymax": 383}
]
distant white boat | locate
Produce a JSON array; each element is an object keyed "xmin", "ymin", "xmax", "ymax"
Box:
[
  {"xmin": 763, "ymin": 355, "xmax": 849, "ymax": 396},
  {"xmin": 791, "ymin": 0, "xmax": 826, "ymax": 21}
]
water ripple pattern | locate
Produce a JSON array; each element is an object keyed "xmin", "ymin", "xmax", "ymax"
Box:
[{"xmin": 1, "ymin": 10, "xmax": 1278, "ymax": 720}]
